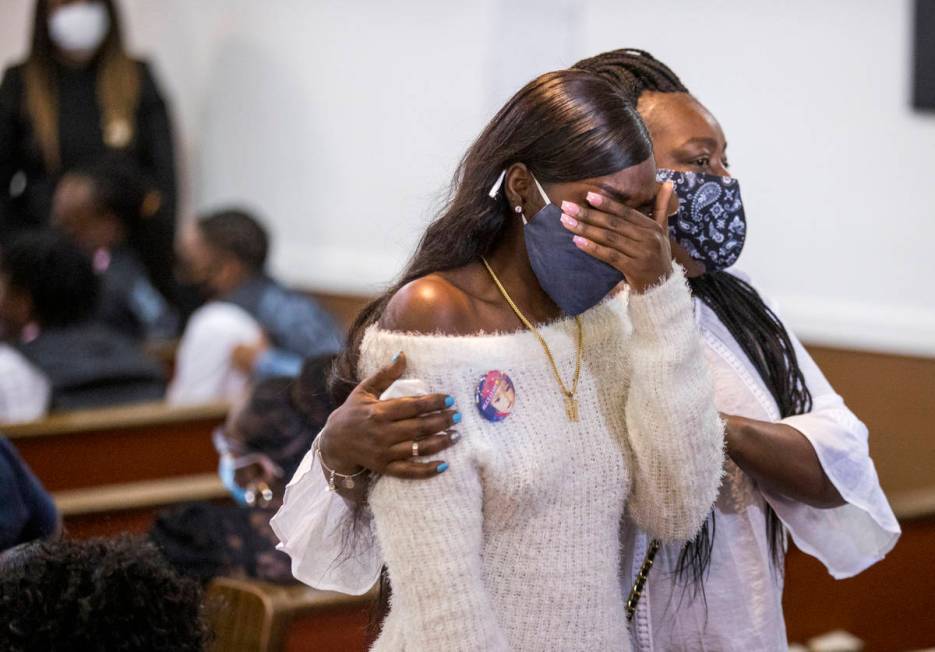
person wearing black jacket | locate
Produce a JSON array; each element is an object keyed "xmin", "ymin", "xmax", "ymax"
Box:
[{"xmin": 0, "ymin": 0, "xmax": 178, "ymax": 305}]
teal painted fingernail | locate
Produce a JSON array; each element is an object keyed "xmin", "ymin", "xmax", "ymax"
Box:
[
  {"xmin": 452, "ymin": 412, "xmax": 462, "ymax": 424},
  {"xmin": 444, "ymin": 395, "xmax": 455, "ymax": 408},
  {"xmin": 436, "ymin": 462, "xmax": 449, "ymax": 473},
  {"xmin": 391, "ymin": 351, "xmax": 401, "ymax": 363}
]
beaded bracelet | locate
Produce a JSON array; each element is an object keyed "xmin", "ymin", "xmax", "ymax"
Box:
[{"xmin": 314, "ymin": 435, "xmax": 368, "ymax": 492}]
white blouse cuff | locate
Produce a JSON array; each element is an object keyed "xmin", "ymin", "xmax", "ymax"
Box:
[
  {"xmin": 270, "ymin": 442, "xmax": 382, "ymax": 594},
  {"xmin": 767, "ymin": 403, "xmax": 900, "ymax": 579}
]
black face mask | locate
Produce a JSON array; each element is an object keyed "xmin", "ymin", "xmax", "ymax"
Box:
[
  {"xmin": 176, "ymin": 262, "xmax": 217, "ymax": 300},
  {"xmin": 192, "ymin": 281, "xmax": 215, "ymax": 300},
  {"xmin": 490, "ymin": 171, "xmax": 622, "ymax": 316},
  {"xmin": 656, "ymin": 169, "xmax": 747, "ymax": 272}
]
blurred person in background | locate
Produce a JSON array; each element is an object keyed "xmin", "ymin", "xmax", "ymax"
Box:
[
  {"xmin": 152, "ymin": 356, "xmax": 333, "ymax": 584},
  {"xmin": 0, "ymin": 536, "xmax": 208, "ymax": 652},
  {"xmin": 52, "ymin": 154, "xmax": 179, "ymax": 341},
  {"xmin": 0, "ymin": 230, "xmax": 165, "ymax": 412},
  {"xmin": 0, "ymin": 342, "xmax": 49, "ymax": 424},
  {"xmin": 0, "ymin": 0, "xmax": 179, "ymax": 308},
  {"xmin": 168, "ymin": 208, "xmax": 342, "ymax": 404},
  {"xmin": 0, "ymin": 436, "xmax": 58, "ymax": 550}
]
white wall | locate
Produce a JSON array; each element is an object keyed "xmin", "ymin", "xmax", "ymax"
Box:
[{"xmin": 2, "ymin": 0, "xmax": 933, "ymax": 356}]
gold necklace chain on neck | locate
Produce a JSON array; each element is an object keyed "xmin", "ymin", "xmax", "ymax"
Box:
[{"xmin": 481, "ymin": 257, "xmax": 583, "ymax": 422}]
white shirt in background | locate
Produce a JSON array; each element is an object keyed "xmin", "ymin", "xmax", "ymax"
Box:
[
  {"xmin": 167, "ymin": 302, "xmax": 262, "ymax": 405},
  {"xmin": 0, "ymin": 344, "xmax": 50, "ymax": 424},
  {"xmin": 269, "ymin": 270, "xmax": 900, "ymax": 650}
]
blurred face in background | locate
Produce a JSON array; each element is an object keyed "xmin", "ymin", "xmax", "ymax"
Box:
[
  {"xmin": 0, "ymin": 273, "xmax": 32, "ymax": 340},
  {"xmin": 52, "ymin": 174, "xmax": 123, "ymax": 253},
  {"xmin": 46, "ymin": 0, "xmax": 112, "ymax": 64},
  {"xmin": 177, "ymin": 223, "xmax": 241, "ymax": 298}
]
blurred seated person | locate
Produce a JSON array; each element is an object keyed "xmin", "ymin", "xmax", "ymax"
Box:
[
  {"xmin": 0, "ymin": 536, "xmax": 208, "ymax": 652},
  {"xmin": 0, "ymin": 436, "xmax": 59, "ymax": 551},
  {"xmin": 168, "ymin": 208, "xmax": 342, "ymax": 404},
  {"xmin": 52, "ymin": 155, "xmax": 179, "ymax": 341},
  {"xmin": 0, "ymin": 230, "xmax": 165, "ymax": 411},
  {"xmin": 0, "ymin": 343, "xmax": 49, "ymax": 423},
  {"xmin": 152, "ymin": 356, "xmax": 333, "ymax": 584}
]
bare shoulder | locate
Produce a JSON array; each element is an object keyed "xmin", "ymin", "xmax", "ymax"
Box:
[{"xmin": 380, "ymin": 272, "xmax": 479, "ymax": 335}]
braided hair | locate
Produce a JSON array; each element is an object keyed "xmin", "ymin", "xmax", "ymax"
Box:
[{"xmin": 573, "ymin": 49, "xmax": 813, "ymax": 584}]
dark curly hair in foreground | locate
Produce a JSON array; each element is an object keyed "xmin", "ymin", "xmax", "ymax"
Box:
[{"xmin": 0, "ymin": 536, "xmax": 209, "ymax": 652}]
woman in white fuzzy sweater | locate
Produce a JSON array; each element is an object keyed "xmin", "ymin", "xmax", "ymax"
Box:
[{"xmin": 287, "ymin": 69, "xmax": 724, "ymax": 651}]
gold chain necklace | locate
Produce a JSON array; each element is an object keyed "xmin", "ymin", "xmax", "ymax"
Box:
[{"xmin": 481, "ymin": 257, "xmax": 583, "ymax": 422}]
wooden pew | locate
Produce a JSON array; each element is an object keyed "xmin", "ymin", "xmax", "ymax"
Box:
[
  {"xmin": 206, "ymin": 579, "xmax": 376, "ymax": 652},
  {"xmin": 782, "ymin": 346, "xmax": 935, "ymax": 652},
  {"xmin": 784, "ymin": 514, "xmax": 935, "ymax": 652},
  {"xmin": 3, "ymin": 401, "xmax": 229, "ymax": 538}
]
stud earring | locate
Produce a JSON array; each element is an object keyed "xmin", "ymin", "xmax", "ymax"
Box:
[{"xmin": 514, "ymin": 204, "xmax": 527, "ymax": 225}]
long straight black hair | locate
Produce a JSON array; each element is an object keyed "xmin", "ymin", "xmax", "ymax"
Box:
[
  {"xmin": 330, "ymin": 69, "xmax": 653, "ymax": 633},
  {"xmin": 574, "ymin": 48, "xmax": 813, "ymax": 585},
  {"xmin": 331, "ymin": 69, "xmax": 652, "ymax": 403}
]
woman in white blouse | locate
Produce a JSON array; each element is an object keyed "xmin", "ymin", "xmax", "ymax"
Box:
[
  {"xmin": 273, "ymin": 51, "xmax": 900, "ymax": 650},
  {"xmin": 572, "ymin": 49, "xmax": 899, "ymax": 651}
]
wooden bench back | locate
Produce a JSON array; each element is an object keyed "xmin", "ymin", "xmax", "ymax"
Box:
[
  {"xmin": 206, "ymin": 578, "xmax": 375, "ymax": 652},
  {"xmin": 4, "ymin": 401, "xmax": 230, "ymax": 537}
]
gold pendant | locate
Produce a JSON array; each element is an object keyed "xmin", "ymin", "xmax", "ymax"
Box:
[
  {"xmin": 565, "ymin": 395, "xmax": 579, "ymax": 422},
  {"xmin": 104, "ymin": 119, "xmax": 132, "ymax": 148}
]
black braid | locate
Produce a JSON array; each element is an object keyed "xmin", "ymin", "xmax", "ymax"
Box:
[
  {"xmin": 684, "ymin": 271, "xmax": 812, "ymax": 577},
  {"xmin": 574, "ymin": 49, "xmax": 689, "ymax": 103},
  {"xmin": 573, "ymin": 49, "xmax": 813, "ymax": 585}
]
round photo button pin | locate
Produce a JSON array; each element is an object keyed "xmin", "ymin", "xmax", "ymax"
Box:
[{"xmin": 474, "ymin": 370, "xmax": 516, "ymax": 422}]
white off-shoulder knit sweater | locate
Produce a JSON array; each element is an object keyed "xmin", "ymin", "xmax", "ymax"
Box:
[{"xmin": 359, "ymin": 266, "xmax": 724, "ymax": 652}]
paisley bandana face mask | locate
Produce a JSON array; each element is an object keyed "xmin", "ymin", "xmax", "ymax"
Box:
[
  {"xmin": 489, "ymin": 170, "xmax": 623, "ymax": 316},
  {"xmin": 655, "ymin": 169, "xmax": 747, "ymax": 271}
]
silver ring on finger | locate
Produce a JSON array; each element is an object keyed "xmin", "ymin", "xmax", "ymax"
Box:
[{"xmin": 411, "ymin": 440, "xmax": 420, "ymax": 457}]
